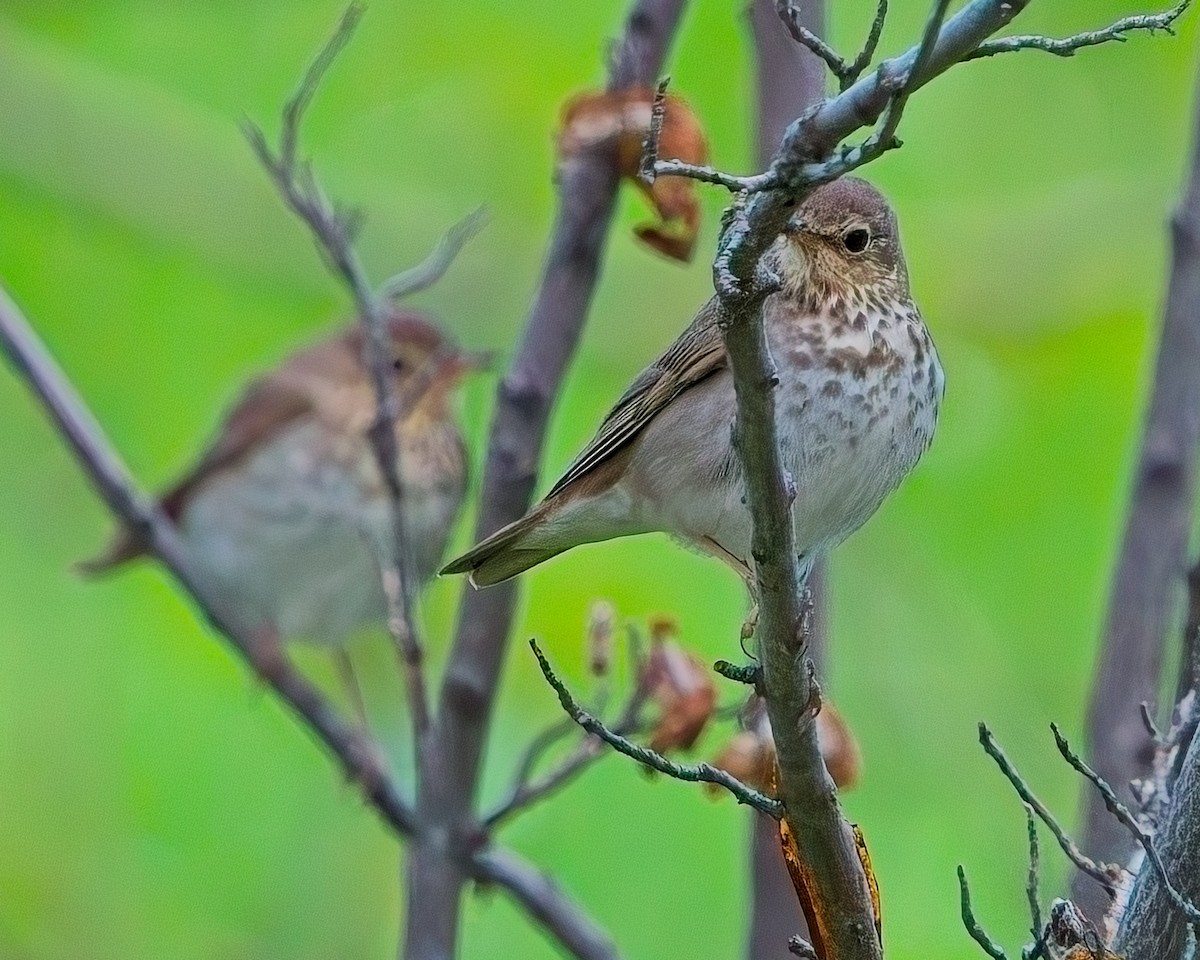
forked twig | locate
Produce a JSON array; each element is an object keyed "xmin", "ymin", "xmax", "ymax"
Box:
[{"xmin": 530, "ymin": 640, "xmax": 783, "ymax": 816}]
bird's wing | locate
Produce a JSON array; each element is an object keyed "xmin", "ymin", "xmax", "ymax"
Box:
[
  {"xmin": 545, "ymin": 297, "xmax": 726, "ymax": 498},
  {"xmin": 159, "ymin": 374, "xmax": 315, "ymax": 519}
]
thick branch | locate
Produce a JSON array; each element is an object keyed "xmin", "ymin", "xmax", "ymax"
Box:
[
  {"xmin": 405, "ymin": 2, "xmax": 689, "ymax": 957},
  {"xmin": 1077, "ymin": 45, "xmax": 1200, "ymax": 913},
  {"xmin": 746, "ymin": 2, "xmax": 830, "ymax": 957},
  {"xmin": 1114, "ymin": 726, "xmax": 1200, "ymax": 959}
]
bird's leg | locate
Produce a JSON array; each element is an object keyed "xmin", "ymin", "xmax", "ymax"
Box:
[
  {"xmin": 334, "ymin": 648, "xmax": 371, "ymax": 734},
  {"xmin": 697, "ymin": 535, "xmax": 760, "ymax": 642}
]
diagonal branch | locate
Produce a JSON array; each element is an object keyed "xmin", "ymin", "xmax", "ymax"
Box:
[
  {"xmin": 958, "ymin": 866, "xmax": 1011, "ymax": 960},
  {"xmin": 1053, "ymin": 725, "xmax": 1200, "ymax": 929},
  {"xmin": 966, "ymin": 0, "xmax": 1192, "ymax": 61},
  {"xmin": 530, "ymin": 641, "xmax": 784, "ymax": 816},
  {"xmin": 979, "ymin": 723, "xmax": 1123, "ymax": 897},
  {"xmin": 0, "ymin": 282, "xmax": 420, "ymax": 838}
]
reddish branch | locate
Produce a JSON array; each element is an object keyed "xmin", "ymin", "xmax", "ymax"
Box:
[
  {"xmin": 1076, "ymin": 48, "xmax": 1200, "ymax": 916},
  {"xmin": 403, "ymin": 2, "xmax": 689, "ymax": 958}
]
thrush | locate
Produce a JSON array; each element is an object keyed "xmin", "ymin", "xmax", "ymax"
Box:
[
  {"xmin": 83, "ymin": 312, "xmax": 482, "ymax": 714},
  {"xmin": 443, "ymin": 178, "xmax": 942, "ymax": 592}
]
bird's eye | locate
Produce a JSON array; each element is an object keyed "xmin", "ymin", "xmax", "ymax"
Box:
[
  {"xmin": 843, "ymin": 228, "xmax": 871, "ymax": 254},
  {"xmin": 392, "ymin": 358, "xmax": 406, "ymax": 372}
]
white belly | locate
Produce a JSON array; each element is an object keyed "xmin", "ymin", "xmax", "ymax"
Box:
[{"xmin": 178, "ymin": 421, "xmax": 451, "ymax": 646}]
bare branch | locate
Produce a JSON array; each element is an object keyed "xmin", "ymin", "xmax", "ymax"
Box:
[
  {"xmin": 958, "ymin": 866, "xmax": 1011, "ymax": 960},
  {"xmin": 1077, "ymin": 40, "xmax": 1200, "ymax": 914},
  {"xmin": 979, "ymin": 723, "xmax": 1123, "ymax": 897},
  {"xmin": 530, "ymin": 640, "xmax": 784, "ymax": 816},
  {"xmin": 1024, "ymin": 806, "xmax": 1043, "ymax": 953},
  {"xmin": 639, "ymin": 76, "xmax": 671, "ymax": 185},
  {"xmin": 653, "ymin": 158, "xmax": 778, "ymax": 193},
  {"xmin": 845, "ymin": 0, "xmax": 889, "ymax": 88},
  {"xmin": 244, "ymin": 4, "xmax": 435, "ymax": 746},
  {"xmin": 966, "ymin": 0, "xmax": 1193, "ymax": 62},
  {"xmin": 473, "ymin": 850, "xmax": 619, "ymax": 960},
  {"xmin": 1053, "ymin": 724, "xmax": 1200, "ymax": 928},
  {"xmin": 776, "ymin": 1, "xmax": 851, "ymax": 82},
  {"xmin": 379, "ymin": 206, "xmax": 488, "ymax": 301},
  {"xmin": 0, "ymin": 283, "xmax": 420, "ymax": 838},
  {"xmin": 408, "ymin": 2, "xmax": 690, "ymax": 954}
]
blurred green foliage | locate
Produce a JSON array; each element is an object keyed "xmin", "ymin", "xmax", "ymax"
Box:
[{"xmin": 0, "ymin": 1, "xmax": 1196, "ymax": 958}]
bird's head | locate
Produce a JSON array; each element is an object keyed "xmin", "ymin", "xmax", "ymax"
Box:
[
  {"xmin": 378, "ymin": 312, "xmax": 490, "ymax": 427},
  {"xmin": 774, "ymin": 177, "xmax": 909, "ymax": 305}
]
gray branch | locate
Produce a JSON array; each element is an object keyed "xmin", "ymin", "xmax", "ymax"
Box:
[
  {"xmin": 0, "ymin": 283, "xmax": 422, "ymax": 839},
  {"xmin": 529, "ymin": 641, "xmax": 783, "ymax": 816},
  {"xmin": 1114, "ymin": 724, "xmax": 1200, "ymax": 958},
  {"xmin": 405, "ymin": 1, "xmax": 689, "ymax": 957},
  {"xmin": 244, "ymin": 2, "xmax": 441, "ymax": 750},
  {"xmin": 966, "ymin": 1, "xmax": 1192, "ymax": 61},
  {"xmin": 745, "ymin": 2, "xmax": 829, "ymax": 958},
  {"xmin": 1077, "ymin": 35, "xmax": 1200, "ymax": 917}
]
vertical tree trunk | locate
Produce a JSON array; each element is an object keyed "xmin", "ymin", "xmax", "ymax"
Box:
[{"xmin": 745, "ymin": 2, "xmax": 827, "ymax": 957}]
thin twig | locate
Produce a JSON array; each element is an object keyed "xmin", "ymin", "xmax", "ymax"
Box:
[
  {"xmin": 958, "ymin": 866, "xmax": 1011, "ymax": 960},
  {"xmin": 244, "ymin": 3, "xmax": 486, "ymax": 749},
  {"xmin": 530, "ymin": 640, "xmax": 783, "ymax": 816},
  {"xmin": 379, "ymin": 206, "xmax": 488, "ymax": 301},
  {"xmin": 978, "ymin": 723, "xmax": 1122, "ymax": 896},
  {"xmin": 966, "ymin": 0, "xmax": 1193, "ymax": 61},
  {"xmin": 776, "ymin": 0, "xmax": 852, "ymax": 83},
  {"xmin": 639, "ymin": 76, "xmax": 671, "ymax": 185},
  {"xmin": 1021, "ymin": 806, "xmax": 1048, "ymax": 960},
  {"xmin": 1053, "ymin": 724, "xmax": 1200, "ymax": 927},
  {"xmin": 652, "ymin": 159, "xmax": 778, "ymax": 193},
  {"xmin": 845, "ymin": 0, "xmax": 890, "ymax": 89}
]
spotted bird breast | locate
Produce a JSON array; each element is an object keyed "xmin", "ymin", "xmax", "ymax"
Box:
[{"xmin": 768, "ymin": 290, "xmax": 943, "ymax": 557}]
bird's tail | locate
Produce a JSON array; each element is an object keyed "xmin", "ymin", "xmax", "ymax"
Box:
[
  {"xmin": 74, "ymin": 530, "xmax": 144, "ymax": 577},
  {"xmin": 440, "ymin": 504, "xmax": 566, "ymax": 587}
]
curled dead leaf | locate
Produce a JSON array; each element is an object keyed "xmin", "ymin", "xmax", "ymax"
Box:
[
  {"xmin": 816, "ymin": 701, "xmax": 862, "ymax": 791},
  {"xmin": 640, "ymin": 619, "xmax": 716, "ymax": 753},
  {"xmin": 558, "ymin": 88, "xmax": 709, "ymax": 262}
]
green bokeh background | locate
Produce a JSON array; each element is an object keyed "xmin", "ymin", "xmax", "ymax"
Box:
[{"xmin": 1, "ymin": 1, "xmax": 1196, "ymax": 957}]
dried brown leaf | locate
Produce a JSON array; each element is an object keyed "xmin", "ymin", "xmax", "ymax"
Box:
[
  {"xmin": 558, "ymin": 88, "xmax": 709, "ymax": 262},
  {"xmin": 639, "ymin": 621, "xmax": 716, "ymax": 753}
]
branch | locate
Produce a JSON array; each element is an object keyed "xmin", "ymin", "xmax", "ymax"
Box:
[
  {"xmin": 1023, "ymin": 806, "xmax": 1044, "ymax": 959},
  {"xmin": 1112, "ymin": 717, "xmax": 1200, "ymax": 959},
  {"xmin": 407, "ymin": 1, "xmax": 689, "ymax": 955},
  {"xmin": 0, "ymin": 283, "xmax": 421, "ymax": 839},
  {"xmin": 958, "ymin": 866, "xmax": 1011, "ymax": 960},
  {"xmin": 474, "ymin": 849, "xmax": 620, "ymax": 960},
  {"xmin": 1077, "ymin": 27, "xmax": 1200, "ymax": 913},
  {"xmin": 379, "ymin": 206, "xmax": 488, "ymax": 301},
  {"xmin": 1053, "ymin": 725, "xmax": 1200, "ymax": 929},
  {"xmin": 966, "ymin": 1, "xmax": 1192, "ymax": 61},
  {"xmin": 530, "ymin": 641, "xmax": 783, "ymax": 816},
  {"xmin": 979, "ymin": 723, "xmax": 1123, "ymax": 897},
  {"xmin": 244, "ymin": 2, "xmax": 442, "ymax": 749}
]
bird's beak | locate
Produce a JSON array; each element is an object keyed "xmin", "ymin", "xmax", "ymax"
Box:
[{"xmin": 437, "ymin": 349, "xmax": 494, "ymax": 381}]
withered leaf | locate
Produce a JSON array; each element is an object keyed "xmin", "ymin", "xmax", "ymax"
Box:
[
  {"xmin": 558, "ymin": 88, "xmax": 709, "ymax": 262},
  {"xmin": 640, "ymin": 619, "xmax": 717, "ymax": 753}
]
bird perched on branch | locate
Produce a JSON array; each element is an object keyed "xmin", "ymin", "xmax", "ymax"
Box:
[
  {"xmin": 443, "ymin": 178, "xmax": 942, "ymax": 600},
  {"xmin": 83, "ymin": 313, "xmax": 483, "ymax": 714}
]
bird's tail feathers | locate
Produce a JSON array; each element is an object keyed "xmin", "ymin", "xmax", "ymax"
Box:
[{"xmin": 440, "ymin": 506, "xmax": 566, "ymax": 587}]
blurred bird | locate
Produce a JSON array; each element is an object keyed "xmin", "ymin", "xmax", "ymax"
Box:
[
  {"xmin": 443, "ymin": 178, "xmax": 943, "ymax": 599},
  {"xmin": 83, "ymin": 312, "xmax": 483, "ymax": 717}
]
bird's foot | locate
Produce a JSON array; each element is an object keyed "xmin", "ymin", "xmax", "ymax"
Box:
[{"xmin": 740, "ymin": 602, "xmax": 759, "ymax": 642}]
